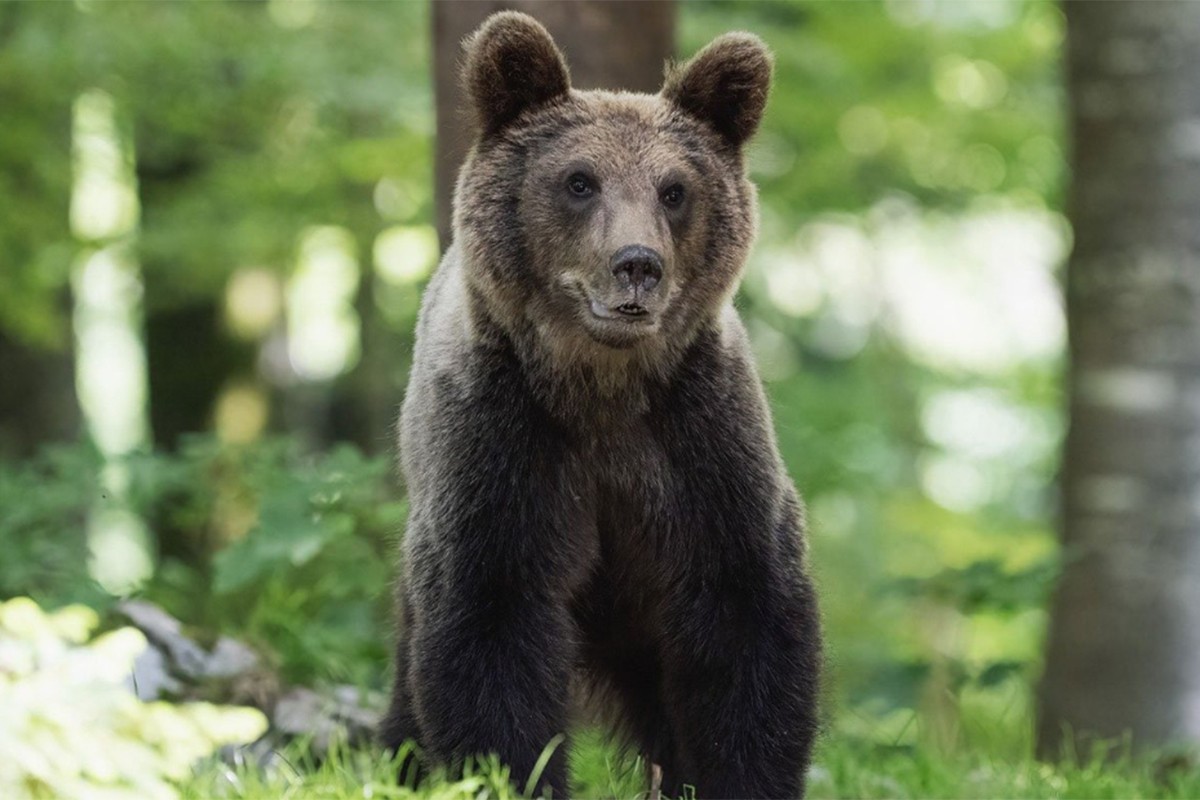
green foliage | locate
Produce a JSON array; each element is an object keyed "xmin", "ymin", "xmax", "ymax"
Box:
[
  {"xmin": 895, "ymin": 557, "xmax": 1057, "ymax": 615},
  {"xmin": 810, "ymin": 737, "xmax": 1200, "ymax": 800},
  {"xmin": 0, "ymin": 3, "xmax": 77, "ymax": 349},
  {"xmin": 0, "ymin": 596, "xmax": 267, "ymax": 800},
  {"xmin": 131, "ymin": 437, "xmax": 406, "ymax": 686},
  {"xmin": 685, "ymin": 0, "xmax": 1065, "ymax": 214},
  {"xmin": 0, "ymin": 443, "xmax": 106, "ymax": 608},
  {"xmin": 183, "ymin": 745, "xmax": 534, "ymax": 800},
  {"xmin": 1, "ymin": 0, "xmax": 431, "ymax": 350},
  {"xmin": 0, "ymin": 437, "xmax": 404, "ymax": 688}
]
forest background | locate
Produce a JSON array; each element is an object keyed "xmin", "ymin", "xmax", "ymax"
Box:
[{"xmin": 3, "ymin": 1, "xmax": 1198, "ymax": 797}]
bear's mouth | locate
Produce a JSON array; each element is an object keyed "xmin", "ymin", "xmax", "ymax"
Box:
[{"xmin": 588, "ymin": 298, "xmax": 654, "ymax": 324}]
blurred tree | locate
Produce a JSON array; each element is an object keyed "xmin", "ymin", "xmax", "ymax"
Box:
[
  {"xmin": 0, "ymin": 3, "xmax": 80, "ymax": 458},
  {"xmin": 431, "ymin": 0, "xmax": 677, "ymax": 247},
  {"xmin": 682, "ymin": 1, "xmax": 1065, "ymax": 218},
  {"xmin": 108, "ymin": 3, "xmax": 309, "ymax": 449},
  {"xmin": 1038, "ymin": 0, "xmax": 1200, "ymax": 757},
  {"xmin": 65, "ymin": 2, "xmax": 431, "ymax": 453}
]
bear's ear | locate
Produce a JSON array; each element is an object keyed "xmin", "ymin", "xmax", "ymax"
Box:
[
  {"xmin": 662, "ymin": 33, "xmax": 773, "ymax": 149},
  {"xmin": 463, "ymin": 12, "xmax": 571, "ymax": 137}
]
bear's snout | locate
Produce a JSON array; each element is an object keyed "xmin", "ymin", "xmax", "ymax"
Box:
[{"xmin": 609, "ymin": 244, "xmax": 663, "ymax": 294}]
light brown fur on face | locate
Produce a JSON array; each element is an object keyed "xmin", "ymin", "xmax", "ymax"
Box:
[
  {"xmin": 441, "ymin": 12, "xmax": 768, "ymax": 402},
  {"xmin": 521, "ymin": 96, "xmax": 713, "ymax": 342},
  {"xmin": 442, "ymin": 12, "xmax": 770, "ymax": 417}
]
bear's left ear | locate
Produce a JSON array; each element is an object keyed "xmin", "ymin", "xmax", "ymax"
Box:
[
  {"xmin": 662, "ymin": 33, "xmax": 773, "ymax": 149},
  {"xmin": 463, "ymin": 12, "xmax": 571, "ymax": 137}
]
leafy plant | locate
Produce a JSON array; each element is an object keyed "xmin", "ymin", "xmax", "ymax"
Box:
[
  {"xmin": 132, "ymin": 436, "xmax": 407, "ymax": 687},
  {"xmin": 0, "ymin": 596, "xmax": 267, "ymax": 800},
  {"xmin": 0, "ymin": 444, "xmax": 106, "ymax": 609},
  {"xmin": 0, "ymin": 435, "xmax": 406, "ymax": 690}
]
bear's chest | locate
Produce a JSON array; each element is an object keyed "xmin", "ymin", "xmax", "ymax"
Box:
[{"xmin": 566, "ymin": 419, "xmax": 674, "ymax": 592}]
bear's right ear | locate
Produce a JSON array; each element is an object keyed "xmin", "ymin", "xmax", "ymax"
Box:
[
  {"xmin": 662, "ymin": 33, "xmax": 773, "ymax": 150},
  {"xmin": 463, "ymin": 12, "xmax": 571, "ymax": 137}
]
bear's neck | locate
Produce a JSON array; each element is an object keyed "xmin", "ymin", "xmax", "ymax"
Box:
[{"xmin": 467, "ymin": 286, "xmax": 696, "ymax": 426}]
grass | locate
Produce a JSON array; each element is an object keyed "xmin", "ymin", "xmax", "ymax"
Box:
[{"xmin": 182, "ymin": 730, "xmax": 1200, "ymax": 799}]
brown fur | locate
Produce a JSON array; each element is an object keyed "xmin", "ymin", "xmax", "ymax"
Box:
[
  {"xmin": 662, "ymin": 33, "xmax": 774, "ymax": 148},
  {"xmin": 453, "ymin": 34, "xmax": 764, "ymax": 418},
  {"xmin": 464, "ymin": 12, "xmax": 571, "ymax": 136},
  {"xmin": 382, "ymin": 13, "xmax": 820, "ymax": 799}
]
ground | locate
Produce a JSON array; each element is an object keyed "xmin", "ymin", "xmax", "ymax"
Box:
[{"xmin": 182, "ymin": 730, "xmax": 1200, "ymax": 799}]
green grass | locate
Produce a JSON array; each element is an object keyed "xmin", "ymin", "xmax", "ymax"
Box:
[
  {"xmin": 182, "ymin": 731, "xmax": 1200, "ymax": 799},
  {"xmin": 811, "ymin": 740, "xmax": 1200, "ymax": 799}
]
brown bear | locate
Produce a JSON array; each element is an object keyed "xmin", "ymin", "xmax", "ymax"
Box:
[{"xmin": 381, "ymin": 12, "xmax": 822, "ymax": 799}]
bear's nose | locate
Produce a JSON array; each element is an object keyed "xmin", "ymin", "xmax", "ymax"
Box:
[{"xmin": 610, "ymin": 245, "xmax": 663, "ymax": 292}]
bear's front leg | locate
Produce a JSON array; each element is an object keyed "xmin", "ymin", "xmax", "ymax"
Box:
[
  {"xmin": 660, "ymin": 556, "xmax": 821, "ymax": 799},
  {"xmin": 380, "ymin": 597, "xmax": 424, "ymax": 785},
  {"xmin": 650, "ymin": 337, "xmax": 823, "ymax": 797},
  {"xmin": 394, "ymin": 353, "xmax": 589, "ymax": 798},
  {"xmin": 408, "ymin": 582, "xmax": 574, "ymax": 797}
]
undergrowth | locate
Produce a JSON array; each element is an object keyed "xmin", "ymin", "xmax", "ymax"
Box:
[{"xmin": 182, "ymin": 731, "xmax": 1200, "ymax": 800}]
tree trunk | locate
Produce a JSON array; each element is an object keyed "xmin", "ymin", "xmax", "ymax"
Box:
[
  {"xmin": 432, "ymin": 0, "xmax": 677, "ymax": 248},
  {"xmin": 1038, "ymin": 0, "xmax": 1200, "ymax": 757}
]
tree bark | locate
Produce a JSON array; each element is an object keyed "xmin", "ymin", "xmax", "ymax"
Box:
[
  {"xmin": 431, "ymin": 0, "xmax": 677, "ymax": 248},
  {"xmin": 1038, "ymin": 0, "xmax": 1200, "ymax": 757}
]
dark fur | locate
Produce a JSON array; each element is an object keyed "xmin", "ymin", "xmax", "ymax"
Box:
[
  {"xmin": 464, "ymin": 12, "xmax": 571, "ymax": 137},
  {"xmin": 381, "ymin": 13, "xmax": 821, "ymax": 799},
  {"xmin": 662, "ymin": 33, "xmax": 773, "ymax": 149}
]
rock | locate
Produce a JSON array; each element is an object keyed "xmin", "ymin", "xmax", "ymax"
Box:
[
  {"xmin": 117, "ymin": 599, "xmax": 211, "ymax": 680},
  {"xmin": 329, "ymin": 683, "xmax": 384, "ymax": 742},
  {"xmin": 117, "ymin": 600, "xmax": 383, "ymax": 765},
  {"xmin": 116, "ymin": 600, "xmax": 261, "ymax": 684},
  {"xmin": 206, "ymin": 636, "xmax": 260, "ymax": 679},
  {"xmin": 272, "ymin": 685, "xmax": 382, "ymax": 754},
  {"xmin": 218, "ymin": 737, "xmax": 298, "ymax": 778},
  {"xmin": 273, "ymin": 688, "xmax": 328, "ymax": 738},
  {"xmin": 128, "ymin": 643, "xmax": 181, "ymax": 701}
]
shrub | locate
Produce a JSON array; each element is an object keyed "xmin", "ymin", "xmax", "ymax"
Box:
[{"xmin": 0, "ymin": 596, "xmax": 268, "ymax": 800}]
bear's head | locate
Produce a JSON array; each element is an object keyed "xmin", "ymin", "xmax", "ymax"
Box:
[{"xmin": 455, "ymin": 12, "xmax": 771, "ymax": 359}]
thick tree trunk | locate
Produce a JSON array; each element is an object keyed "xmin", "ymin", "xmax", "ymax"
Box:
[
  {"xmin": 432, "ymin": 0, "xmax": 676, "ymax": 248},
  {"xmin": 1037, "ymin": 0, "xmax": 1200, "ymax": 757}
]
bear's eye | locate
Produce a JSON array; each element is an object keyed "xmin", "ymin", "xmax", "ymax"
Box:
[
  {"xmin": 566, "ymin": 173, "xmax": 595, "ymax": 198},
  {"xmin": 661, "ymin": 184, "xmax": 686, "ymax": 208}
]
